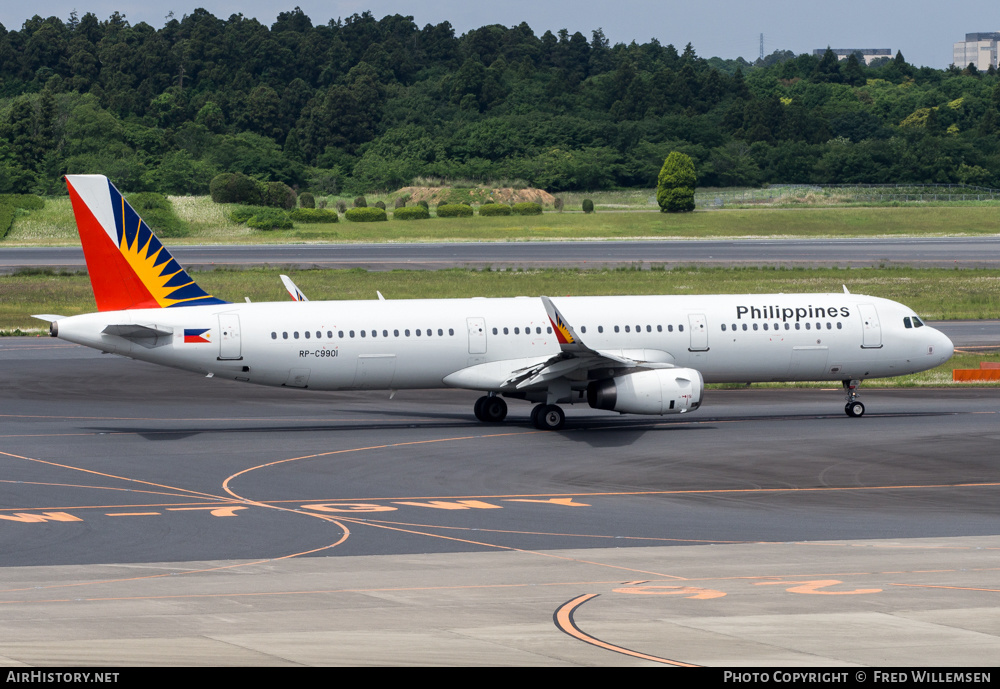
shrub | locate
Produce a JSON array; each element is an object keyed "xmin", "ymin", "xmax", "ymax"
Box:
[
  {"xmin": 353, "ymin": 196, "xmax": 367, "ymax": 208},
  {"xmin": 417, "ymin": 200, "xmax": 429, "ymax": 210},
  {"xmin": 393, "ymin": 206, "xmax": 430, "ymax": 220},
  {"xmin": 263, "ymin": 181, "xmax": 296, "ymax": 209},
  {"xmin": 290, "ymin": 208, "xmax": 339, "ymax": 223},
  {"xmin": 345, "ymin": 207, "xmax": 388, "ymax": 222},
  {"xmin": 228, "ymin": 205, "xmax": 257, "ymax": 223},
  {"xmin": 0, "ymin": 204, "xmax": 14, "ymax": 239},
  {"xmin": 582, "ymin": 199, "xmax": 595, "ymax": 213},
  {"xmin": 0, "ymin": 194, "xmax": 44, "ymax": 211},
  {"xmin": 299, "ymin": 192, "xmax": 315, "ymax": 208},
  {"xmin": 247, "ymin": 208, "xmax": 292, "ymax": 230},
  {"xmin": 657, "ymin": 152, "xmax": 696, "ymax": 213},
  {"xmin": 553, "ymin": 197, "xmax": 564, "ymax": 212},
  {"xmin": 336, "ymin": 200, "xmax": 347, "ymax": 213},
  {"xmin": 393, "ymin": 197, "xmax": 406, "ymax": 209},
  {"xmin": 478, "ymin": 203, "xmax": 512, "ymax": 216},
  {"xmin": 316, "ymin": 198, "xmax": 327, "ymax": 209},
  {"xmin": 210, "ymin": 172, "xmax": 262, "ymax": 205},
  {"xmin": 436, "ymin": 203, "xmax": 474, "ymax": 218},
  {"xmin": 374, "ymin": 200, "xmax": 386, "ymax": 210},
  {"xmin": 511, "ymin": 202, "xmax": 543, "ymax": 215}
]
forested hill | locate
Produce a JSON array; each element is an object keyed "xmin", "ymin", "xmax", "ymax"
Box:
[{"xmin": 2, "ymin": 8, "xmax": 1000, "ymax": 196}]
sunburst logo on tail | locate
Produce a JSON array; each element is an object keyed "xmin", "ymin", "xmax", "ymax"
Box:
[{"xmin": 110, "ymin": 187, "xmax": 224, "ymax": 308}]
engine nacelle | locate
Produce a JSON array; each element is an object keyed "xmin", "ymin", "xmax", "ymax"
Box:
[{"xmin": 587, "ymin": 368, "xmax": 703, "ymax": 415}]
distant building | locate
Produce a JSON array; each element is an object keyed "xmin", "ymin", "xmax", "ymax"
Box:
[
  {"xmin": 953, "ymin": 32, "xmax": 1000, "ymax": 70},
  {"xmin": 811, "ymin": 48, "xmax": 892, "ymax": 65}
]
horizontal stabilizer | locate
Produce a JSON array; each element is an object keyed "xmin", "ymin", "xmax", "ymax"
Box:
[
  {"xmin": 31, "ymin": 314, "xmax": 65, "ymax": 322},
  {"xmin": 102, "ymin": 323, "xmax": 173, "ymax": 349}
]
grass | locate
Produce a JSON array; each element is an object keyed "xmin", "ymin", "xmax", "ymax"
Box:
[
  {"xmin": 4, "ymin": 197, "xmax": 1000, "ymax": 245},
  {"xmin": 4, "ymin": 265, "xmax": 1000, "ymax": 331}
]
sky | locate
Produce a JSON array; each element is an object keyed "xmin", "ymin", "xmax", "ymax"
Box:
[{"xmin": 0, "ymin": 1, "xmax": 997, "ymax": 69}]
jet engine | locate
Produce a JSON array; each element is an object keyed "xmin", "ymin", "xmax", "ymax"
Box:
[{"xmin": 587, "ymin": 368, "xmax": 703, "ymax": 415}]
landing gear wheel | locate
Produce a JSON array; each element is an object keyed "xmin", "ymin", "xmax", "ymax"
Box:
[
  {"xmin": 530, "ymin": 403, "xmax": 545, "ymax": 427},
  {"xmin": 474, "ymin": 395, "xmax": 507, "ymax": 423},
  {"xmin": 845, "ymin": 401, "xmax": 865, "ymax": 418},
  {"xmin": 480, "ymin": 396, "xmax": 507, "ymax": 423},
  {"xmin": 534, "ymin": 404, "xmax": 565, "ymax": 430}
]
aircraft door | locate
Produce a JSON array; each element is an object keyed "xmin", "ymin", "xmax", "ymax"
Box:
[
  {"xmin": 859, "ymin": 304, "xmax": 882, "ymax": 348},
  {"xmin": 218, "ymin": 314, "xmax": 242, "ymax": 359},
  {"xmin": 467, "ymin": 317, "xmax": 487, "ymax": 354},
  {"xmin": 688, "ymin": 313, "xmax": 709, "ymax": 351}
]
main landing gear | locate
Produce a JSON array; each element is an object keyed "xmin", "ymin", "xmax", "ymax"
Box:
[
  {"xmin": 473, "ymin": 394, "xmax": 507, "ymax": 423},
  {"xmin": 474, "ymin": 395, "xmax": 566, "ymax": 430},
  {"xmin": 843, "ymin": 379, "xmax": 864, "ymax": 418}
]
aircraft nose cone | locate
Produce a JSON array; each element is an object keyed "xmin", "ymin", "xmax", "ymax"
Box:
[{"xmin": 935, "ymin": 329, "xmax": 954, "ymax": 363}]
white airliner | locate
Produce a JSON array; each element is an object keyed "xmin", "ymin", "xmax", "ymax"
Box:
[{"xmin": 38, "ymin": 175, "xmax": 954, "ymax": 428}]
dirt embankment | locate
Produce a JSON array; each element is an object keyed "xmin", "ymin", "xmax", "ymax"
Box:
[{"xmin": 395, "ymin": 186, "xmax": 556, "ymax": 205}]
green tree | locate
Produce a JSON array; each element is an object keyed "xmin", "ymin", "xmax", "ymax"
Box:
[{"xmin": 656, "ymin": 151, "xmax": 696, "ymax": 213}]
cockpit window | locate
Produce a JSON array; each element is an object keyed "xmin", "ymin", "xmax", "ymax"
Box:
[
  {"xmin": 913, "ymin": 316, "xmax": 924, "ymax": 328},
  {"xmin": 903, "ymin": 317, "xmax": 912, "ymax": 329}
]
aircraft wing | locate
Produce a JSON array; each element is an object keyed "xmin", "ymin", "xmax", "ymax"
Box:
[{"xmin": 443, "ymin": 297, "xmax": 674, "ymax": 391}]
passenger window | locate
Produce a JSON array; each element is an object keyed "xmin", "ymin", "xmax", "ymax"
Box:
[
  {"xmin": 805, "ymin": 323, "xmax": 811, "ymax": 330},
  {"xmin": 514, "ymin": 327, "xmax": 520, "ymax": 334},
  {"xmin": 504, "ymin": 327, "xmax": 509, "ymax": 335},
  {"xmin": 581, "ymin": 326, "xmax": 587, "ymax": 334},
  {"xmin": 394, "ymin": 329, "xmax": 399, "ymax": 337},
  {"xmin": 282, "ymin": 332, "xmax": 288, "ymax": 339},
  {"xmin": 742, "ymin": 324, "xmax": 747, "ymax": 331},
  {"xmin": 360, "ymin": 331, "xmax": 366, "ymax": 338},
  {"xmin": 625, "ymin": 325, "xmax": 630, "ymax": 333},
  {"xmin": 753, "ymin": 323, "xmax": 758, "ymax": 331},
  {"xmin": 678, "ymin": 325, "xmax": 684, "ymax": 332},
  {"xmin": 350, "ymin": 330, "xmax": 355, "ymax": 338},
  {"xmin": 598, "ymin": 326, "xmax": 604, "ymax": 333},
  {"xmin": 271, "ymin": 332, "xmax": 277, "ymax": 339},
  {"xmin": 763, "ymin": 323, "xmax": 768, "ymax": 331},
  {"xmin": 438, "ymin": 329, "xmax": 443, "ymax": 336},
  {"xmin": 721, "ymin": 324, "xmax": 727, "ymax": 331},
  {"xmin": 416, "ymin": 329, "xmax": 421, "ymax": 336},
  {"xmin": 657, "ymin": 325, "xmax": 662, "ymax": 332},
  {"xmin": 294, "ymin": 331, "xmax": 299, "ymax": 339},
  {"xmin": 492, "ymin": 327, "xmax": 498, "ymax": 335},
  {"xmin": 837, "ymin": 322, "xmax": 842, "ymax": 329},
  {"xmin": 668, "ymin": 325, "xmax": 673, "ymax": 332},
  {"xmin": 614, "ymin": 326, "xmax": 620, "ymax": 333}
]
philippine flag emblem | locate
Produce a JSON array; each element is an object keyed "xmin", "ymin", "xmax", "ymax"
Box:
[{"xmin": 184, "ymin": 328, "xmax": 211, "ymax": 344}]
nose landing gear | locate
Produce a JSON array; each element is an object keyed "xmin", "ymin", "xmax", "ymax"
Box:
[{"xmin": 843, "ymin": 379, "xmax": 865, "ymax": 417}]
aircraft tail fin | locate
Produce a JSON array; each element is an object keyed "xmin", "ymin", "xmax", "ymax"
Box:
[{"xmin": 65, "ymin": 175, "xmax": 227, "ymax": 311}]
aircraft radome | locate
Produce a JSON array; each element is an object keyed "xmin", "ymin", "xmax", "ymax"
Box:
[{"xmin": 36, "ymin": 175, "xmax": 954, "ymax": 429}]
